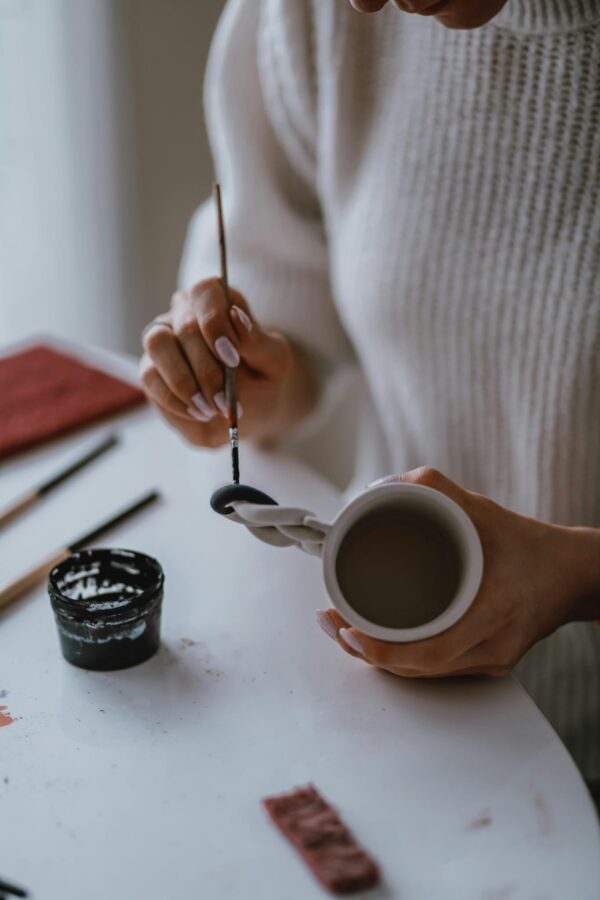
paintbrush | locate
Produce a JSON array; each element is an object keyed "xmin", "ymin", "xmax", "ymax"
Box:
[
  {"xmin": 0, "ymin": 876, "xmax": 28, "ymax": 898},
  {"xmin": 0, "ymin": 490, "xmax": 160, "ymax": 612},
  {"xmin": 213, "ymin": 183, "xmax": 240, "ymax": 485},
  {"xmin": 0, "ymin": 433, "xmax": 119, "ymax": 531}
]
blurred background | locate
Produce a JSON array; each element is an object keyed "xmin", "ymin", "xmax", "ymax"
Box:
[
  {"xmin": 0, "ymin": 0, "xmax": 362, "ymax": 487},
  {"xmin": 0, "ymin": 0, "xmax": 224, "ymax": 354}
]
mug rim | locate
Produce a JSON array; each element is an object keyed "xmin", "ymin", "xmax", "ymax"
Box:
[{"xmin": 321, "ymin": 483, "xmax": 483, "ymax": 642}]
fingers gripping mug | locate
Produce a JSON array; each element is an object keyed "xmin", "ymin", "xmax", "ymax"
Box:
[{"xmin": 211, "ymin": 481, "xmax": 483, "ymax": 642}]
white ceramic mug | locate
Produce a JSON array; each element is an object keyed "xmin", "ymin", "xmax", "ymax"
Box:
[{"xmin": 321, "ymin": 482, "xmax": 483, "ymax": 642}]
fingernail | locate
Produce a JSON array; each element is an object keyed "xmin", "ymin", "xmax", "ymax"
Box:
[
  {"xmin": 339, "ymin": 629, "xmax": 365, "ymax": 656},
  {"xmin": 213, "ymin": 391, "xmax": 228, "ymax": 417},
  {"xmin": 187, "ymin": 405, "xmax": 210, "ymax": 423},
  {"xmin": 369, "ymin": 475, "xmax": 402, "ymax": 487},
  {"xmin": 213, "ymin": 392, "xmax": 243, "ymax": 419},
  {"xmin": 192, "ymin": 392, "xmax": 215, "ymax": 418},
  {"xmin": 215, "ymin": 336, "xmax": 240, "ymax": 368},
  {"xmin": 316, "ymin": 610, "xmax": 338, "ymax": 640},
  {"xmin": 232, "ymin": 305, "xmax": 252, "ymax": 332}
]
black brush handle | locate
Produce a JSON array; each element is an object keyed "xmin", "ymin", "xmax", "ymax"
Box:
[
  {"xmin": 38, "ymin": 433, "xmax": 119, "ymax": 496},
  {"xmin": 0, "ymin": 491, "xmax": 160, "ymax": 612},
  {"xmin": 69, "ymin": 490, "xmax": 160, "ymax": 551},
  {"xmin": 0, "ymin": 876, "xmax": 28, "ymax": 897},
  {"xmin": 229, "ymin": 427, "xmax": 240, "ymax": 485}
]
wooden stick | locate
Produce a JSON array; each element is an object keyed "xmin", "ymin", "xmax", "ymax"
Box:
[
  {"xmin": 213, "ymin": 183, "xmax": 240, "ymax": 485},
  {"xmin": 0, "ymin": 434, "xmax": 118, "ymax": 532},
  {"xmin": 0, "ymin": 490, "xmax": 159, "ymax": 612},
  {"xmin": 0, "ymin": 549, "xmax": 70, "ymax": 611},
  {"xmin": 0, "ymin": 491, "xmax": 37, "ymax": 530}
]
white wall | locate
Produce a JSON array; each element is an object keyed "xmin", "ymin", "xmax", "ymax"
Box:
[
  {"xmin": 0, "ymin": 0, "xmax": 137, "ymax": 350},
  {"xmin": 0, "ymin": 0, "xmax": 362, "ymax": 488},
  {"xmin": 0, "ymin": 0, "xmax": 222, "ymax": 354},
  {"xmin": 123, "ymin": 0, "xmax": 223, "ymax": 338}
]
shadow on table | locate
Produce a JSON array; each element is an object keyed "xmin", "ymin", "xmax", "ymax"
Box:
[{"xmin": 56, "ymin": 637, "xmax": 221, "ymax": 746}]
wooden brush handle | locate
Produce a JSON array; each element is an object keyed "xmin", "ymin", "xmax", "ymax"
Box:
[
  {"xmin": 0, "ymin": 548, "xmax": 70, "ymax": 611},
  {"xmin": 0, "ymin": 490, "xmax": 38, "ymax": 530}
]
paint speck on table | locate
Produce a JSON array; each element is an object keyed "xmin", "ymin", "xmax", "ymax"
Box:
[
  {"xmin": 204, "ymin": 668, "xmax": 224, "ymax": 678},
  {"xmin": 179, "ymin": 638, "xmax": 198, "ymax": 649},
  {"xmin": 533, "ymin": 792, "xmax": 553, "ymax": 836},
  {"xmin": 0, "ymin": 706, "xmax": 15, "ymax": 728},
  {"xmin": 468, "ymin": 810, "xmax": 493, "ymax": 830},
  {"xmin": 0, "ymin": 689, "xmax": 7, "ymax": 698},
  {"xmin": 480, "ymin": 884, "xmax": 517, "ymax": 899}
]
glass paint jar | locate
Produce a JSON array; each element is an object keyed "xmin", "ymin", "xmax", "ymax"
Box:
[{"xmin": 48, "ymin": 548, "xmax": 164, "ymax": 671}]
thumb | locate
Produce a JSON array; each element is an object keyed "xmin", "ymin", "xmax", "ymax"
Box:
[
  {"xmin": 370, "ymin": 467, "xmax": 466, "ymax": 505},
  {"xmin": 230, "ymin": 303, "xmax": 292, "ymax": 379}
]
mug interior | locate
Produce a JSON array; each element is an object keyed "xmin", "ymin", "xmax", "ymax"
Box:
[{"xmin": 322, "ymin": 484, "xmax": 482, "ymax": 642}]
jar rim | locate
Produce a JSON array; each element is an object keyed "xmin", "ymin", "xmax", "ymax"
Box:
[{"xmin": 48, "ymin": 548, "xmax": 164, "ymax": 622}]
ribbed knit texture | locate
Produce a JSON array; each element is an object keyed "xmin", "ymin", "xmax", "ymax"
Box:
[{"xmin": 181, "ymin": 0, "xmax": 600, "ymax": 778}]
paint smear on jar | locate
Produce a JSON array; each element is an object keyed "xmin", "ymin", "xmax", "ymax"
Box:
[{"xmin": 0, "ymin": 706, "xmax": 15, "ymax": 727}]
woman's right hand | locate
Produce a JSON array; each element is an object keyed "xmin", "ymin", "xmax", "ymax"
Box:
[{"xmin": 139, "ymin": 278, "xmax": 297, "ymax": 447}]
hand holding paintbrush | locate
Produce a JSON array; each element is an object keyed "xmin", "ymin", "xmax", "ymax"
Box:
[{"xmin": 139, "ymin": 192, "xmax": 314, "ymax": 452}]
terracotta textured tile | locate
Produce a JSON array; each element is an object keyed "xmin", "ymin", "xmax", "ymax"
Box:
[{"xmin": 0, "ymin": 345, "xmax": 145, "ymax": 460}]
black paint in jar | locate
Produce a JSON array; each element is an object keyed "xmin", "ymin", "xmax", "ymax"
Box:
[{"xmin": 48, "ymin": 548, "xmax": 164, "ymax": 671}]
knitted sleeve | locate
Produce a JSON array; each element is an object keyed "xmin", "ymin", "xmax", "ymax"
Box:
[{"xmin": 179, "ymin": 0, "xmax": 355, "ymax": 435}]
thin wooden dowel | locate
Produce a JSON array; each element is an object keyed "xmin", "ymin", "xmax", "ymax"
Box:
[
  {"xmin": 214, "ymin": 182, "xmax": 232, "ymax": 310},
  {"xmin": 213, "ymin": 183, "xmax": 240, "ymax": 484},
  {"xmin": 0, "ymin": 549, "xmax": 70, "ymax": 612},
  {"xmin": 0, "ymin": 491, "xmax": 37, "ymax": 530},
  {"xmin": 0, "ymin": 490, "xmax": 160, "ymax": 612},
  {"xmin": 0, "ymin": 434, "xmax": 118, "ymax": 533}
]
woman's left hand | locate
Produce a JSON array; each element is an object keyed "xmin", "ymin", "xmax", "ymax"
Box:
[{"xmin": 316, "ymin": 467, "xmax": 598, "ymax": 678}]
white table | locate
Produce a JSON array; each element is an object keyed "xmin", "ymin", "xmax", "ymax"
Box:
[{"xmin": 0, "ymin": 343, "xmax": 599, "ymax": 900}]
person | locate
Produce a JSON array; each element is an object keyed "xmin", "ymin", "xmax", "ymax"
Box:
[{"xmin": 139, "ymin": 0, "xmax": 600, "ymax": 796}]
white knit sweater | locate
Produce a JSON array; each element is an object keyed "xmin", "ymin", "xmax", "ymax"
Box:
[{"xmin": 181, "ymin": 0, "xmax": 600, "ymax": 779}]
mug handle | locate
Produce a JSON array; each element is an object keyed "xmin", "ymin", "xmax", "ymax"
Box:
[{"xmin": 210, "ymin": 483, "xmax": 329, "ymax": 557}]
